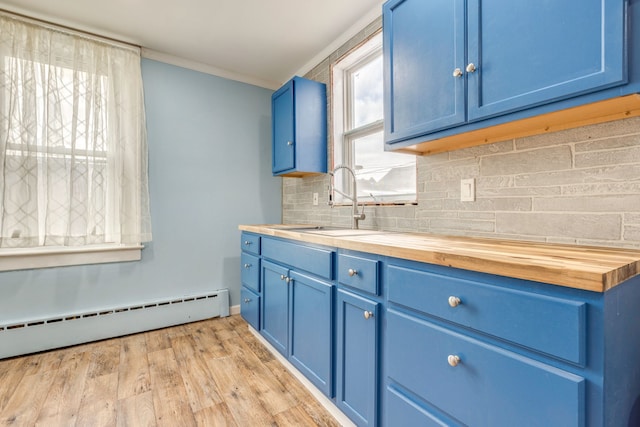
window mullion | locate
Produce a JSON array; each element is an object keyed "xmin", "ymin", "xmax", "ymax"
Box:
[{"xmin": 344, "ymin": 120, "xmax": 384, "ymax": 138}]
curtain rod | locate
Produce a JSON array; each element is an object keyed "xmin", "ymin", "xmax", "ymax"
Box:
[{"xmin": 0, "ymin": 8, "xmax": 142, "ymax": 52}]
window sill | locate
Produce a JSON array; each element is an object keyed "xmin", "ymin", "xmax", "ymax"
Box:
[{"xmin": 0, "ymin": 244, "xmax": 143, "ymax": 272}]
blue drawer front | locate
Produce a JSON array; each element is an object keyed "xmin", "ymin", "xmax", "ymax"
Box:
[
  {"xmin": 240, "ymin": 287, "xmax": 260, "ymax": 330},
  {"xmin": 241, "ymin": 253, "xmax": 260, "ymax": 292},
  {"xmin": 387, "ymin": 264, "xmax": 585, "ymax": 364},
  {"xmin": 241, "ymin": 232, "xmax": 260, "ymax": 255},
  {"xmin": 262, "ymin": 238, "xmax": 333, "ymax": 280},
  {"xmin": 386, "ymin": 385, "xmax": 451, "ymax": 427},
  {"xmin": 387, "ymin": 309, "xmax": 585, "ymax": 427},
  {"xmin": 338, "ymin": 253, "xmax": 379, "ymax": 296}
]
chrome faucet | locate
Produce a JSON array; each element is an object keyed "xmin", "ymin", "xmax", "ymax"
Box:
[{"xmin": 328, "ymin": 164, "xmax": 366, "ymax": 229}]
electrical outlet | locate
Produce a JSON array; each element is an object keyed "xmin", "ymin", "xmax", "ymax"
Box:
[
  {"xmin": 460, "ymin": 178, "xmax": 475, "ymax": 202},
  {"xmin": 313, "ymin": 192, "xmax": 319, "ymax": 206}
]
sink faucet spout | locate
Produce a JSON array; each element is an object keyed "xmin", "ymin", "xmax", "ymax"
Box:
[{"xmin": 329, "ymin": 165, "xmax": 366, "ymax": 229}]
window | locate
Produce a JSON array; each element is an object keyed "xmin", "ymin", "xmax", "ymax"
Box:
[
  {"xmin": 332, "ymin": 31, "xmax": 416, "ymax": 204},
  {"xmin": 0, "ymin": 13, "xmax": 151, "ymax": 270}
]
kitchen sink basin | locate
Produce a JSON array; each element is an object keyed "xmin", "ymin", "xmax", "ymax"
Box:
[
  {"xmin": 278, "ymin": 225, "xmax": 389, "ymax": 236},
  {"xmin": 285, "ymin": 226, "xmax": 350, "ymax": 231}
]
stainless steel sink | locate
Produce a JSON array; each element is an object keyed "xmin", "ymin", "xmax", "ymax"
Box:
[
  {"xmin": 285, "ymin": 226, "xmax": 350, "ymax": 232},
  {"xmin": 279, "ymin": 225, "xmax": 389, "ymax": 236}
]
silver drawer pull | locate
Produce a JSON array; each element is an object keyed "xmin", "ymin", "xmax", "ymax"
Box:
[
  {"xmin": 447, "ymin": 355, "xmax": 461, "ymax": 367},
  {"xmin": 363, "ymin": 310, "xmax": 373, "ymax": 320},
  {"xmin": 287, "ymin": 141, "xmax": 293, "ymax": 146},
  {"xmin": 280, "ymin": 274, "xmax": 286, "ymax": 281},
  {"xmin": 465, "ymin": 63, "xmax": 477, "ymax": 73},
  {"xmin": 244, "ymin": 240, "xmax": 252, "ymax": 246},
  {"xmin": 452, "ymin": 67, "xmax": 463, "ymax": 77},
  {"xmin": 244, "ymin": 263, "xmax": 251, "ymax": 269},
  {"xmin": 348, "ymin": 268, "xmax": 358, "ymax": 277},
  {"xmin": 285, "ymin": 277, "xmax": 292, "ymax": 283},
  {"xmin": 448, "ymin": 296, "xmax": 461, "ymax": 308}
]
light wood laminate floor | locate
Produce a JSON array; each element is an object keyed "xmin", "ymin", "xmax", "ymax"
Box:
[{"xmin": 0, "ymin": 315, "xmax": 340, "ymax": 426}]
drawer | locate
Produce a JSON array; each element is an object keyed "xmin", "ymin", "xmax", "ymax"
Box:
[
  {"xmin": 386, "ymin": 385, "xmax": 451, "ymax": 427},
  {"xmin": 337, "ymin": 253, "xmax": 379, "ymax": 295},
  {"xmin": 240, "ymin": 232, "xmax": 260, "ymax": 255},
  {"xmin": 241, "ymin": 253, "xmax": 260, "ymax": 292},
  {"xmin": 387, "ymin": 264, "xmax": 586, "ymax": 364},
  {"xmin": 241, "ymin": 286, "xmax": 260, "ymax": 330},
  {"xmin": 262, "ymin": 238, "xmax": 333, "ymax": 280},
  {"xmin": 386, "ymin": 309, "xmax": 585, "ymax": 427}
]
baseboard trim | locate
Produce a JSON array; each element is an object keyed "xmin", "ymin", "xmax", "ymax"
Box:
[
  {"xmin": 249, "ymin": 325, "xmax": 356, "ymax": 427},
  {"xmin": 0, "ymin": 289, "xmax": 230, "ymax": 359},
  {"xmin": 230, "ymin": 304, "xmax": 241, "ymax": 315}
]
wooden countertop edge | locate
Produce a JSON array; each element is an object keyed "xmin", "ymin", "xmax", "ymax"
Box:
[{"xmin": 239, "ymin": 225, "xmax": 640, "ymax": 292}]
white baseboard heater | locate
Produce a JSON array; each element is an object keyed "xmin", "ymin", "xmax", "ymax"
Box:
[{"xmin": 0, "ymin": 289, "xmax": 230, "ymax": 359}]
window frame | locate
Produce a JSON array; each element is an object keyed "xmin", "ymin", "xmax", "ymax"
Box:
[
  {"xmin": 0, "ymin": 13, "xmax": 147, "ymax": 271},
  {"xmin": 331, "ymin": 31, "xmax": 416, "ymax": 206}
]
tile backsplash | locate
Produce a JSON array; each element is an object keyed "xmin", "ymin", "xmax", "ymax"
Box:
[{"xmin": 283, "ymin": 18, "xmax": 640, "ymax": 249}]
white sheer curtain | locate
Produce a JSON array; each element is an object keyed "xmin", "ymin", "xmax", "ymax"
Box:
[{"xmin": 0, "ymin": 13, "xmax": 152, "ymax": 248}]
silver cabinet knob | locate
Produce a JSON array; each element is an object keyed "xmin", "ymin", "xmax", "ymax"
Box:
[
  {"xmin": 448, "ymin": 355, "xmax": 461, "ymax": 367},
  {"xmin": 348, "ymin": 268, "xmax": 358, "ymax": 277},
  {"xmin": 287, "ymin": 141, "xmax": 293, "ymax": 146},
  {"xmin": 452, "ymin": 68, "xmax": 463, "ymax": 77},
  {"xmin": 243, "ymin": 298, "xmax": 251, "ymax": 304},
  {"xmin": 285, "ymin": 277, "xmax": 292, "ymax": 283},
  {"xmin": 363, "ymin": 310, "xmax": 373, "ymax": 319},
  {"xmin": 466, "ymin": 63, "xmax": 477, "ymax": 73},
  {"xmin": 280, "ymin": 274, "xmax": 286, "ymax": 281},
  {"xmin": 244, "ymin": 240, "xmax": 252, "ymax": 246},
  {"xmin": 448, "ymin": 296, "xmax": 461, "ymax": 307},
  {"xmin": 244, "ymin": 263, "xmax": 251, "ymax": 269}
]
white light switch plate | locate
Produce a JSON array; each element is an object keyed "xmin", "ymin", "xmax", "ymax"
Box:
[
  {"xmin": 313, "ymin": 192, "xmax": 319, "ymax": 206},
  {"xmin": 460, "ymin": 178, "xmax": 475, "ymax": 202}
]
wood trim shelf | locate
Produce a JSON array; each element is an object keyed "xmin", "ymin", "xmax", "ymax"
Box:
[{"xmin": 395, "ymin": 94, "xmax": 640, "ymax": 155}]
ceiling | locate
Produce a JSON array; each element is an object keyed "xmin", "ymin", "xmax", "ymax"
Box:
[{"xmin": 0, "ymin": 0, "xmax": 385, "ymax": 89}]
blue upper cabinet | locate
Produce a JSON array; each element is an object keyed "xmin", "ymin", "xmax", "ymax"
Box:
[
  {"xmin": 383, "ymin": 0, "xmax": 629, "ymax": 151},
  {"xmin": 383, "ymin": 0, "xmax": 466, "ymax": 141},
  {"xmin": 272, "ymin": 76, "xmax": 327, "ymax": 177},
  {"xmin": 467, "ymin": 0, "xmax": 626, "ymax": 120}
]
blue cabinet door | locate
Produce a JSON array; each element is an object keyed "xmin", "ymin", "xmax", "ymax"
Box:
[
  {"xmin": 289, "ymin": 271, "xmax": 334, "ymax": 397},
  {"xmin": 336, "ymin": 289, "xmax": 379, "ymax": 426},
  {"xmin": 383, "ymin": 0, "xmax": 466, "ymax": 144},
  {"xmin": 261, "ymin": 260, "xmax": 290, "ymax": 356},
  {"xmin": 467, "ymin": 0, "xmax": 626, "ymax": 120},
  {"xmin": 240, "ymin": 286, "xmax": 260, "ymax": 330},
  {"xmin": 272, "ymin": 80, "xmax": 295, "ymax": 174}
]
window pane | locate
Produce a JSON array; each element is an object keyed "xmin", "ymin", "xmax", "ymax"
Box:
[
  {"xmin": 351, "ymin": 54, "xmax": 383, "ymax": 128},
  {"xmin": 353, "ymin": 131, "xmax": 416, "ymax": 202}
]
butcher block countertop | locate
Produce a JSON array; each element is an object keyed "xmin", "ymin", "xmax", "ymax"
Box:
[{"xmin": 239, "ymin": 224, "xmax": 640, "ymax": 292}]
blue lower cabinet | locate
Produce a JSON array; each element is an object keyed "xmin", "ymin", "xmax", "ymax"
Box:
[
  {"xmin": 386, "ymin": 308, "xmax": 585, "ymax": 427},
  {"xmin": 260, "ymin": 258, "xmax": 335, "ymax": 398},
  {"xmin": 336, "ymin": 289, "xmax": 379, "ymax": 426},
  {"xmin": 240, "ymin": 286, "xmax": 260, "ymax": 330},
  {"xmin": 289, "ymin": 271, "xmax": 334, "ymax": 397},
  {"xmin": 245, "ymin": 233, "xmax": 640, "ymax": 426},
  {"xmin": 261, "ymin": 260, "xmax": 289, "ymax": 356}
]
